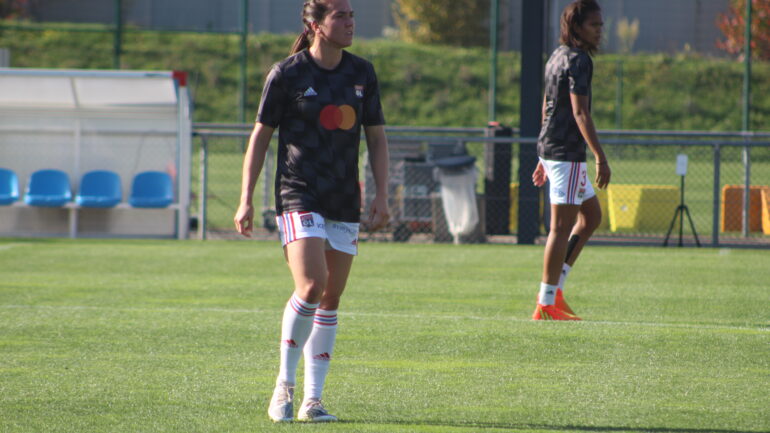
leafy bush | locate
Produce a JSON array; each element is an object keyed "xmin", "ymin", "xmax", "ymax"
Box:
[{"xmin": 0, "ymin": 26, "xmax": 767, "ymax": 130}]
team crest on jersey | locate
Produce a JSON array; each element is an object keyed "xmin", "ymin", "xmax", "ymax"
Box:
[
  {"xmin": 355, "ymin": 85, "xmax": 364, "ymax": 98},
  {"xmin": 300, "ymin": 213, "xmax": 315, "ymax": 228},
  {"xmin": 303, "ymin": 87, "xmax": 318, "ymax": 97}
]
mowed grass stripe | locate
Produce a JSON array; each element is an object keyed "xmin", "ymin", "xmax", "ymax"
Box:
[{"xmin": 1, "ymin": 303, "xmax": 767, "ymax": 333}]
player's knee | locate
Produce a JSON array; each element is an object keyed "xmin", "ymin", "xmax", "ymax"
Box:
[
  {"xmin": 590, "ymin": 213, "xmax": 602, "ymax": 231},
  {"xmin": 550, "ymin": 219, "xmax": 575, "ymax": 235},
  {"xmin": 296, "ymin": 278, "xmax": 327, "ymax": 300},
  {"xmin": 584, "ymin": 210, "xmax": 602, "ymax": 232},
  {"xmin": 582, "ymin": 197, "xmax": 602, "ymax": 231}
]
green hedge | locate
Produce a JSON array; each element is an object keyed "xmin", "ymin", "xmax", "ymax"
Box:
[{"xmin": 1, "ymin": 26, "xmax": 768, "ymax": 130}]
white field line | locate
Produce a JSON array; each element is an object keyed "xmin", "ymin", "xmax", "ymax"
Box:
[
  {"xmin": 1, "ymin": 304, "xmax": 767, "ymax": 333},
  {"xmin": 0, "ymin": 243, "xmax": 26, "ymax": 251}
]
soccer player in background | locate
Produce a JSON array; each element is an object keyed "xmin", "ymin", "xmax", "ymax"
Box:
[
  {"xmin": 234, "ymin": 0, "xmax": 390, "ymax": 422},
  {"xmin": 531, "ymin": 0, "xmax": 611, "ymax": 320}
]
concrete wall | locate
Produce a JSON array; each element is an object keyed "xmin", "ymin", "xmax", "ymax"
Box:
[
  {"xmin": 30, "ymin": 0, "xmax": 394, "ymax": 38},
  {"xmin": 544, "ymin": 0, "xmax": 730, "ymax": 55},
  {"xmin": 28, "ymin": 0, "xmax": 731, "ymax": 55}
]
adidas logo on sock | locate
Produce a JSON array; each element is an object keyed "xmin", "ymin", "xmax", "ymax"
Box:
[
  {"xmin": 313, "ymin": 352, "xmax": 331, "ymax": 361},
  {"xmin": 283, "ymin": 339, "xmax": 298, "ymax": 348}
]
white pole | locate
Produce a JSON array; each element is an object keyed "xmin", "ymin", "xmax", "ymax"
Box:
[
  {"xmin": 71, "ymin": 77, "xmax": 81, "ymax": 238},
  {"xmin": 176, "ymin": 75, "xmax": 192, "ymax": 240}
]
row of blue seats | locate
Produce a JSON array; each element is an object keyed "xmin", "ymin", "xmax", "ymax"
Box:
[{"xmin": 0, "ymin": 168, "xmax": 174, "ymax": 208}]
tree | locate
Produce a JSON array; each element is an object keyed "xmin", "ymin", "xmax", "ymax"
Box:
[
  {"xmin": 717, "ymin": 0, "xmax": 770, "ymax": 60},
  {"xmin": 0, "ymin": 0, "xmax": 30, "ymax": 19},
  {"xmin": 616, "ymin": 17, "xmax": 640, "ymax": 54},
  {"xmin": 392, "ymin": 0, "xmax": 489, "ymax": 47}
]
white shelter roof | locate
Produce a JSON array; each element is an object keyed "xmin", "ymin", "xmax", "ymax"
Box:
[{"xmin": 0, "ymin": 69, "xmax": 179, "ymax": 109}]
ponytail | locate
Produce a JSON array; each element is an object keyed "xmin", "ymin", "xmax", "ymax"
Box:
[
  {"xmin": 290, "ymin": 28, "xmax": 312, "ymax": 55},
  {"xmin": 290, "ymin": 1, "xmax": 329, "ymax": 55}
]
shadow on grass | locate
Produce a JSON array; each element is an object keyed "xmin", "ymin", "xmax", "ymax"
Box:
[
  {"xmin": 339, "ymin": 419, "xmax": 769, "ymax": 433},
  {"xmin": 0, "ymin": 237, "xmax": 61, "ymax": 244}
]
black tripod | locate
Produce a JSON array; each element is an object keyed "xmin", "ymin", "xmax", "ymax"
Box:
[{"xmin": 663, "ymin": 175, "xmax": 701, "ymax": 247}]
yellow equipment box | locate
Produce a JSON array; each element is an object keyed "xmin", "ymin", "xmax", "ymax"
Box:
[
  {"xmin": 607, "ymin": 185, "xmax": 678, "ymax": 232},
  {"xmin": 509, "ymin": 183, "xmax": 518, "ymax": 233}
]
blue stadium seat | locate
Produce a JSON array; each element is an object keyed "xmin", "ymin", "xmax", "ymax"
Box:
[
  {"xmin": 24, "ymin": 169, "xmax": 72, "ymax": 207},
  {"xmin": 129, "ymin": 171, "xmax": 173, "ymax": 208},
  {"xmin": 76, "ymin": 170, "xmax": 122, "ymax": 208},
  {"xmin": 0, "ymin": 168, "xmax": 19, "ymax": 205}
]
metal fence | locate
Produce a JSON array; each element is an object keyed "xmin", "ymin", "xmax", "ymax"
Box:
[{"xmin": 193, "ymin": 124, "xmax": 770, "ymax": 248}]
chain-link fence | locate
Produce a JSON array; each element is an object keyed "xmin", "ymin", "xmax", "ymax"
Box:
[{"xmin": 193, "ymin": 125, "xmax": 770, "ymax": 248}]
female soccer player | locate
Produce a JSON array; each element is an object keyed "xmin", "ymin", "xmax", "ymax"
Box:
[
  {"xmin": 234, "ymin": 0, "xmax": 389, "ymax": 422},
  {"xmin": 531, "ymin": 0, "xmax": 610, "ymax": 320}
]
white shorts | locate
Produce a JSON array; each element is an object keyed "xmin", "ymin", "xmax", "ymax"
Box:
[
  {"xmin": 540, "ymin": 158, "xmax": 596, "ymax": 205},
  {"xmin": 276, "ymin": 211, "xmax": 359, "ymax": 256}
]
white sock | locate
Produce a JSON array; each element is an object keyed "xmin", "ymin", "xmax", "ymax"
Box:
[
  {"xmin": 559, "ymin": 263, "xmax": 572, "ymax": 291},
  {"xmin": 303, "ymin": 309, "xmax": 338, "ymax": 401},
  {"xmin": 277, "ymin": 294, "xmax": 319, "ymax": 386},
  {"xmin": 538, "ymin": 282, "xmax": 558, "ymax": 305}
]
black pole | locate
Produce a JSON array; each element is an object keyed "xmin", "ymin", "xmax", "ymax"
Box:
[
  {"xmin": 488, "ymin": 0, "xmax": 499, "ymax": 122},
  {"xmin": 238, "ymin": 0, "xmax": 249, "ymax": 125},
  {"xmin": 517, "ymin": 0, "xmax": 545, "ymax": 244},
  {"xmin": 484, "ymin": 124, "xmax": 512, "ymax": 234},
  {"xmin": 678, "ymin": 175, "xmax": 684, "ymax": 246},
  {"xmin": 113, "ymin": 0, "xmax": 123, "ymax": 69}
]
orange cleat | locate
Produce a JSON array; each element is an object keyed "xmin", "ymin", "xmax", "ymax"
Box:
[
  {"xmin": 532, "ymin": 303, "xmax": 581, "ymax": 321},
  {"xmin": 554, "ymin": 289, "xmax": 577, "ymax": 316}
]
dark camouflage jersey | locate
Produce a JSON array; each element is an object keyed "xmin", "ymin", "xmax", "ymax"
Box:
[
  {"xmin": 537, "ymin": 45, "xmax": 593, "ymax": 162},
  {"xmin": 257, "ymin": 49, "xmax": 385, "ymax": 222}
]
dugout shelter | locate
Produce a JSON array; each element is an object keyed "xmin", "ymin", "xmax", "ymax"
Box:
[{"xmin": 0, "ymin": 68, "xmax": 192, "ymax": 239}]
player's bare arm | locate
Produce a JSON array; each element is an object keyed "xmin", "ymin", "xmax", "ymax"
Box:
[
  {"xmin": 234, "ymin": 122, "xmax": 274, "ymax": 237},
  {"xmin": 364, "ymin": 124, "xmax": 390, "ymax": 231},
  {"xmin": 570, "ymin": 93, "xmax": 611, "ymax": 189}
]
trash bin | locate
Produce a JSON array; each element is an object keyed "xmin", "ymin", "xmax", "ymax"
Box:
[
  {"xmin": 432, "ymin": 193, "xmax": 486, "ymax": 243},
  {"xmin": 432, "ymin": 149, "xmax": 479, "ymax": 244}
]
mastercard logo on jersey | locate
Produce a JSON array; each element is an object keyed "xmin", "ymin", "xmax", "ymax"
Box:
[{"xmin": 320, "ymin": 104, "xmax": 356, "ymax": 131}]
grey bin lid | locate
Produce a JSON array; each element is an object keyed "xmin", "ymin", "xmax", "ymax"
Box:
[{"xmin": 432, "ymin": 155, "xmax": 477, "ymax": 169}]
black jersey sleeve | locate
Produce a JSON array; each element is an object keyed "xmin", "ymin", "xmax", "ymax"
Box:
[
  {"xmin": 256, "ymin": 65, "xmax": 288, "ymax": 128},
  {"xmin": 568, "ymin": 53, "xmax": 592, "ymax": 96},
  {"xmin": 361, "ymin": 62, "xmax": 385, "ymax": 126}
]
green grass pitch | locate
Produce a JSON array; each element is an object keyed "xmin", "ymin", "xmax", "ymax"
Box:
[{"xmin": 1, "ymin": 238, "xmax": 768, "ymax": 433}]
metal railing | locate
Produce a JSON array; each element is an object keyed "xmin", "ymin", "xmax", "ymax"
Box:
[{"xmin": 193, "ymin": 124, "xmax": 770, "ymax": 248}]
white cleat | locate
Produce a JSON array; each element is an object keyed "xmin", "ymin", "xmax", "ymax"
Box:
[
  {"xmin": 267, "ymin": 382, "xmax": 294, "ymax": 423},
  {"xmin": 297, "ymin": 399, "xmax": 338, "ymax": 422}
]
